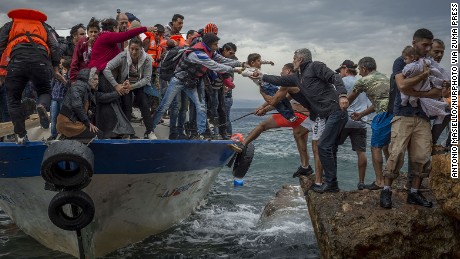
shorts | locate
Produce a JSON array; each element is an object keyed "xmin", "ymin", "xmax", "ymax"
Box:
[
  {"xmin": 338, "ymin": 127, "xmax": 367, "ymax": 152},
  {"xmin": 371, "ymin": 112, "xmax": 393, "ymax": 148},
  {"xmin": 273, "ymin": 112, "xmax": 307, "ymax": 128},
  {"xmin": 303, "ymin": 117, "xmax": 326, "ymax": 141}
]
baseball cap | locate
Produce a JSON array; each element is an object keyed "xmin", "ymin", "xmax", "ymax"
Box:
[{"xmin": 335, "ymin": 59, "xmax": 357, "ymax": 73}]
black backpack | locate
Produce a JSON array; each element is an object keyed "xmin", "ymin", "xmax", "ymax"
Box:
[{"xmin": 159, "ymin": 47, "xmax": 187, "ymax": 82}]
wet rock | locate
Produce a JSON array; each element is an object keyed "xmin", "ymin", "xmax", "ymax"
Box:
[
  {"xmin": 300, "ymin": 174, "xmax": 460, "ymax": 259},
  {"xmin": 260, "ymin": 184, "xmax": 303, "ymax": 218},
  {"xmin": 430, "ymin": 153, "xmax": 460, "ymax": 221}
]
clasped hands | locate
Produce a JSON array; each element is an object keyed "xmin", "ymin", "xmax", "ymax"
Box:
[{"xmin": 115, "ymin": 80, "xmax": 132, "ymax": 96}]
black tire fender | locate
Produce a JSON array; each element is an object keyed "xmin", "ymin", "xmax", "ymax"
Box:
[
  {"xmin": 232, "ymin": 143, "xmax": 255, "ymax": 179},
  {"xmin": 41, "ymin": 140, "xmax": 94, "ymax": 187},
  {"xmin": 48, "ymin": 191, "xmax": 95, "ymax": 231}
]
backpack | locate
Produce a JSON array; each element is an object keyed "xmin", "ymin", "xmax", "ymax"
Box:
[{"xmin": 159, "ymin": 47, "xmax": 187, "ymax": 82}]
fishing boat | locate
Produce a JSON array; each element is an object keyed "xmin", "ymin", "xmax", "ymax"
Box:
[{"xmin": 0, "ymin": 116, "xmax": 252, "ymax": 258}]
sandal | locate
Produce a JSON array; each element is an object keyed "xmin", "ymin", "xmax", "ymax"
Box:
[{"xmin": 365, "ymin": 181, "xmax": 383, "ymax": 190}]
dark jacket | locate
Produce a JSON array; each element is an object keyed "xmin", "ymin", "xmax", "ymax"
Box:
[
  {"xmin": 60, "ymin": 69, "xmax": 119, "ymax": 127},
  {"xmin": 0, "ymin": 21, "xmax": 61, "ymax": 67},
  {"xmin": 262, "ymin": 61, "xmax": 347, "ymax": 120},
  {"xmin": 59, "ymin": 36, "xmax": 75, "ymax": 57}
]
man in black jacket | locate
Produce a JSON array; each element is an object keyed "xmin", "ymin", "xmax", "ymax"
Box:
[{"xmin": 253, "ymin": 48, "xmax": 349, "ymax": 193}]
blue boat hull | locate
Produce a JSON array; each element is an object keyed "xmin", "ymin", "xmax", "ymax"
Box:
[{"xmin": 0, "ymin": 139, "xmax": 236, "ymax": 257}]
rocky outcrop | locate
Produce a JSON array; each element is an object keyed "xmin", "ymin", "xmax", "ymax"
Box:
[
  {"xmin": 300, "ymin": 174, "xmax": 460, "ymax": 259},
  {"xmin": 260, "ymin": 184, "xmax": 303, "ymax": 218},
  {"xmin": 430, "ymin": 153, "xmax": 460, "ymax": 221}
]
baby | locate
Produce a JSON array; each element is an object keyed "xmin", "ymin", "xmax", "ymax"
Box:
[
  {"xmin": 401, "ymin": 46, "xmax": 448, "ymax": 123},
  {"xmin": 241, "ymin": 53, "xmax": 297, "ymax": 122}
]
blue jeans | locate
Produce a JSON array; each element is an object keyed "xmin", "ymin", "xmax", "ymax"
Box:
[
  {"xmin": 50, "ymin": 99, "xmax": 63, "ymax": 137},
  {"xmin": 152, "ymin": 77, "xmax": 207, "ymax": 134},
  {"xmin": 0, "ymin": 86, "xmax": 10, "ymax": 122},
  {"xmin": 317, "ymin": 110, "xmax": 348, "ymax": 185},
  {"xmin": 159, "ymin": 78, "xmax": 169, "ymax": 100},
  {"xmin": 170, "ymin": 90, "xmax": 188, "ymax": 135},
  {"xmin": 224, "ymin": 96, "xmax": 233, "ymax": 135}
]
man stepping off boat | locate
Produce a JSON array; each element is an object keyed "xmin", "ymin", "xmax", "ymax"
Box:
[{"xmin": 0, "ymin": 9, "xmax": 62, "ymax": 144}]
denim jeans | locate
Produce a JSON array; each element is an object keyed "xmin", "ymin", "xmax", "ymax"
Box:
[
  {"xmin": 50, "ymin": 99, "xmax": 63, "ymax": 137},
  {"xmin": 224, "ymin": 96, "xmax": 233, "ymax": 135},
  {"xmin": 159, "ymin": 77, "xmax": 169, "ymax": 100},
  {"xmin": 152, "ymin": 77, "xmax": 207, "ymax": 134},
  {"xmin": 317, "ymin": 109, "xmax": 348, "ymax": 185},
  {"xmin": 0, "ymin": 85, "xmax": 10, "ymax": 122},
  {"xmin": 209, "ymin": 87, "xmax": 227, "ymax": 135},
  {"xmin": 170, "ymin": 90, "xmax": 188, "ymax": 135}
]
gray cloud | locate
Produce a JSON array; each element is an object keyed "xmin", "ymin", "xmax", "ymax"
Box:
[{"xmin": 0, "ymin": 0, "xmax": 452, "ymax": 101}]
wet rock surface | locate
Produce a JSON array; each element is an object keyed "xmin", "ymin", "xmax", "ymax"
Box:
[
  {"xmin": 300, "ymin": 170, "xmax": 460, "ymax": 259},
  {"xmin": 260, "ymin": 184, "xmax": 304, "ymax": 218}
]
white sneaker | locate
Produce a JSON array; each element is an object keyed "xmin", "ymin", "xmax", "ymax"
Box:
[
  {"xmin": 16, "ymin": 134, "xmax": 28, "ymax": 144},
  {"xmin": 145, "ymin": 131, "xmax": 157, "ymax": 140}
]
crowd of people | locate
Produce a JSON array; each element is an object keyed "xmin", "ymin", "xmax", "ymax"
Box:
[{"xmin": 0, "ymin": 9, "xmax": 452, "ymax": 209}]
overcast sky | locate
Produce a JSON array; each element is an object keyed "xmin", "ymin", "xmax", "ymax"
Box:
[{"xmin": 0, "ymin": 0, "xmax": 452, "ymax": 103}]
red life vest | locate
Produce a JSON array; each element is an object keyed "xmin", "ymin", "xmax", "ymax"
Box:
[{"xmin": 174, "ymin": 42, "xmax": 214, "ymax": 86}]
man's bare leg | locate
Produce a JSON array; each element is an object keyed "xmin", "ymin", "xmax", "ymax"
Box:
[
  {"xmin": 312, "ymin": 140, "xmax": 323, "ymax": 184},
  {"xmin": 293, "ymin": 126, "xmax": 309, "ymax": 167},
  {"xmin": 371, "ymin": 147, "xmax": 384, "ymax": 187}
]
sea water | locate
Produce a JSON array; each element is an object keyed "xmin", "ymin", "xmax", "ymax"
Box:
[{"xmin": 0, "ymin": 108, "xmax": 434, "ymax": 258}]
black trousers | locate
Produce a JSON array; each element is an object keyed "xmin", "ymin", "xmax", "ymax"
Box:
[
  {"xmin": 6, "ymin": 57, "xmax": 52, "ymax": 136},
  {"xmin": 121, "ymin": 87, "xmax": 153, "ymax": 132}
]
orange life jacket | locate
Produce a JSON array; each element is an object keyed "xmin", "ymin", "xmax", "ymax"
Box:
[
  {"xmin": 146, "ymin": 34, "xmax": 166, "ymax": 68},
  {"xmin": 0, "ymin": 9, "xmax": 49, "ymax": 76},
  {"xmin": 170, "ymin": 35, "xmax": 186, "ymax": 47}
]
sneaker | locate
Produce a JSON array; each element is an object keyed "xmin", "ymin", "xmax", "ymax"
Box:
[
  {"xmin": 407, "ymin": 191, "xmax": 433, "ymax": 208},
  {"xmin": 220, "ymin": 134, "xmax": 230, "ymax": 140},
  {"xmin": 144, "ymin": 131, "xmax": 157, "ymax": 140},
  {"xmin": 292, "ymin": 165, "xmax": 314, "ymax": 178},
  {"xmin": 309, "ymin": 182, "xmax": 339, "ymax": 194},
  {"xmin": 169, "ymin": 133, "xmax": 178, "ymax": 140},
  {"xmin": 16, "ymin": 134, "xmax": 28, "ymax": 145},
  {"xmin": 36, "ymin": 105, "xmax": 50, "ymax": 129},
  {"xmin": 357, "ymin": 182, "xmax": 366, "ymax": 190},
  {"xmin": 380, "ymin": 189, "xmax": 392, "ymax": 209},
  {"xmin": 47, "ymin": 135, "xmax": 57, "ymax": 141}
]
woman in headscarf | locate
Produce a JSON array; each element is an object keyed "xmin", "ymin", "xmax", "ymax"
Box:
[{"xmin": 57, "ymin": 68, "xmax": 121, "ymax": 140}]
